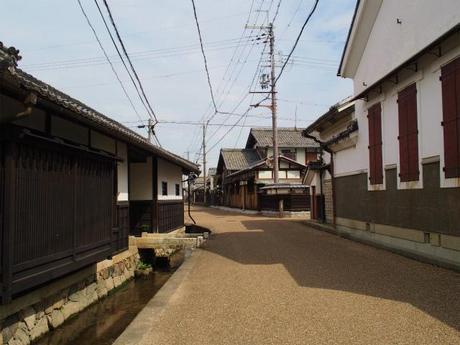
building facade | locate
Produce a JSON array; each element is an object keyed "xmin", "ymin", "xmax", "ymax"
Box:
[
  {"xmin": 216, "ymin": 128, "xmax": 319, "ymax": 212},
  {"xmin": 305, "ymin": 0, "xmax": 460, "ymax": 269},
  {"xmin": 0, "ymin": 43, "xmax": 199, "ymax": 304}
]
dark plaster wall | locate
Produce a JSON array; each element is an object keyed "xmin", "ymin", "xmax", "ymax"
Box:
[{"xmin": 335, "ymin": 162, "xmax": 460, "ymax": 236}]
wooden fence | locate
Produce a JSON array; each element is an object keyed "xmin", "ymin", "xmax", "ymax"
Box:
[
  {"xmin": 158, "ymin": 200, "xmax": 184, "ymax": 233},
  {"xmin": 259, "ymin": 192, "xmax": 310, "ymax": 212},
  {"xmin": 0, "ymin": 137, "xmax": 120, "ymax": 304}
]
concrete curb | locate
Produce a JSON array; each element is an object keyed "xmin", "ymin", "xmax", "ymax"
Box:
[{"xmin": 112, "ymin": 249, "xmax": 202, "ymax": 345}]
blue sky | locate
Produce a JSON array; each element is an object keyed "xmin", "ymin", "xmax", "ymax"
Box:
[{"xmin": 1, "ymin": 0, "xmax": 356, "ymax": 169}]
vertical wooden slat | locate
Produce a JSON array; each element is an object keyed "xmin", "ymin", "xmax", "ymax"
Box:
[{"xmin": 3, "ymin": 142, "xmax": 17, "ymax": 303}]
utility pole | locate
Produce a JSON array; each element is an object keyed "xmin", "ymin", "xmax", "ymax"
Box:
[
  {"xmin": 202, "ymin": 123, "xmax": 207, "ymax": 205},
  {"xmin": 248, "ymin": 23, "xmax": 279, "ymax": 184},
  {"xmin": 269, "ymin": 23, "xmax": 279, "ymax": 184},
  {"xmin": 147, "ymin": 118, "xmax": 153, "ymax": 143}
]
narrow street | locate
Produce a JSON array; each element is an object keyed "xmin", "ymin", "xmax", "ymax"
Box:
[{"xmin": 137, "ymin": 207, "xmax": 460, "ymax": 345}]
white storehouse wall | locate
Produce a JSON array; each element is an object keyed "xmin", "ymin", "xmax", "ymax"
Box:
[
  {"xmin": 158, "ymin": 158, "xmax": 183, "ymax": 200},
  {"xmin": 130, "ymin": 157, "xmax": 153, "ymax": 201},
  {"xmin": 352, "ymin": 0, "xmax": 460, "ymax": 95},
  {"xmin": 117, "ymin": 142, "xmax": 129, "ymax": 202}
]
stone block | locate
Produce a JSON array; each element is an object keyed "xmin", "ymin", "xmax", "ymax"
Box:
[
  {"xmin": 2, "ymin": 315, "xmax": 20, "ymax": 344},
  {"xmin": 47, "ymin": 310, "xmax": 65, "ymax": 330},
  {"xmin": 113, "ymin": 275, "xmax": 122, "ymax": 288},
  {"xmin": 29, "ymin": 317, "xmax": 48, "ymax": 342},
  {"xmin": 61, "ymin": 302, "xmax": 80, "ymax": 320},
  {"xmin": 19, "ymin": 307, "xmax": 36, "ymax": 331},
  {"xmin": 96, "ymin": 280, "xmax": 108, "ymax": 299},
  {"xmin": 105, "ymin": 277, "xmax": 114, "ymax": 291},
  {"xmin": 7, "ymin": 338, "xmax": 22, "ymax": 345},
  {"xmin": 86, "ymin": 283, "xmax": 98, "ymax": 305},
  {"xmin": 13, "ymin": 327, "xmax": 30, "ymax": 345},
  {"xmin": 33, "ymin": 302, "xmax": 45, "ymax": 321},
  {"xmin": 68, "ymin": 288, "xmax": 86, "ymax": 304}
]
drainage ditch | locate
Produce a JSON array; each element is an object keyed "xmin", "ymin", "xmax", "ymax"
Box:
[{"xmin": 32, "ymin": 255, "xmax": 177, "ymax": 345}]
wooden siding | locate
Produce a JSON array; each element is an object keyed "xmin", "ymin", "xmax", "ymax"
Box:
[
  {"xmin": 0, "ymin": 141, "xmax": 5, "ymax": 303},
  {"xmin": 158, "ymin": 200, "xmax": 184, "ymax": 233},
  {"xmin": 113, "ymin": 204, "xmax": 130, "ymax": 254},
  {"xmin": 129, "ymin": 201, "xmax": 155, "ymax": 236},
  {"xmin": 1, "ymin": 137, "xmax": 116, "ymax": 304}
]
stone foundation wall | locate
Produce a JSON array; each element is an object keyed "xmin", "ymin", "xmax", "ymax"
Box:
[{"xmin": 0, "ymin": 248, "xmax": 140, "ymax": 345}]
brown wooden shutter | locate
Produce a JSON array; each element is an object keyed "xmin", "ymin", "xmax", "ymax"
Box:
[
  {"xmin": 398, "ymin": 83, "xmax": 419, "ymax": 182},
  {"xmin": 368, "ymin": 103, "xmax": 383, "ymax": 184},
  {"xmin": 441, "ymin": 57, "xmax": 460, "ymax": 178}
]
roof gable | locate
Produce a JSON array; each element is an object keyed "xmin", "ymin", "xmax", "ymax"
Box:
[
  {"xmin": 338, "ymin": 0, "xmax": 382, "ymax": 78},
  {"xmin": 218, "ymin": 149, "xmax": 261, "ymax": 172},
  {"xmin": 246, "ymin": 128, "xmax": 319, "ymax": 148}
]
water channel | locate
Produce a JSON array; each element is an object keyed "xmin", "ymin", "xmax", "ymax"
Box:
[{"xmin": 32, "ymin": 270, "xmax": 172, "ymax": 345}]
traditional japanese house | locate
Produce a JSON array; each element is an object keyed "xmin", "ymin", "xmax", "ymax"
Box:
[
  {"xmin": 304, "ymin": 0, "xmax": 460, "ymax": 269},
  {"xmin": 223, "ymin": 155, "xmax": 310, "ymax": 211},
  {"xmin": 216, "ymin": 128, "xmax": 319, "ymax": 211},
  {"xmin": 245, "ymin": 127, "xmax": 320, "ymax": 164},
  {"xmin": 0, "ymin": 43, "xmax": 198, "ymax": 304}
]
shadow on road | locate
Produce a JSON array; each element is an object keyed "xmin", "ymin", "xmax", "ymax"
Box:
[{"xmin": 201, "ymin": 214, "xmax": 460, "ymax": 332}]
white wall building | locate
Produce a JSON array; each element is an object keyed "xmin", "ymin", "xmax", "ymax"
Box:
[{"xmin": 305, "ymin": 0, "xmax": 460, "ymax": 270}]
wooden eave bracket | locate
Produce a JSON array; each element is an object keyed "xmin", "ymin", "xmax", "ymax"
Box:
[
  {"xmin": 405, "ymin": 62, "xmax": 418, "ymax": 73},
  {"xmin": 428, "ymin": 46, "xmax": 442, "ymax": 57}
]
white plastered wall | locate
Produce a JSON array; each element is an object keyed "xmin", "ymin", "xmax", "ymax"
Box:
[
  {"xmin": 117, "ymin": 142, "xmax": 129, "ymax": 202},
  {"xmin": 157, "ymin": 158, "xmax": 183, "ymax": 200},
  {"xmin": 130, "ymin": 157, "xmax": 153, "ymax": 201},
  {"xmin": 353, "ymin": 0, "xmax": 460, "ymax": 95}
]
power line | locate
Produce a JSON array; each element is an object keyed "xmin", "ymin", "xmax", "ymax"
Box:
[
  {"xmin": 198, "ymin": 0, "xmax": 266, "ymax": 130},
  {"xmin": 23, "ymin": 36, "xmax": 260, "ymax": 71},
  {"xmin": 275, "ymin": 0, "xmax": 320, "ymax": 85},
  {"xmin": 76, "ymin": 0, "xmax": 145, "ymax": 126},
  {"xmin": 190, "ymin": 0, "xmax": 218, "ymax": 114},
  {"xmin": 186, "ymin": 0, "xmax": 260, "ymax": 154},
  {"xmin": 100, "ymin": 0, "xmax": 159, "ymax": 124},
  {"xmin": 272, "ymin": 0, "xmax": 283, "ymax": 23},
  {"xmin": 92, "ymin": 0, "xmax": 156, "ymax": 130}
]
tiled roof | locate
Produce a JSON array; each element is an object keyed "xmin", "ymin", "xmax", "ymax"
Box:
[
  {"xmin": 304, "ymin": 97, "xmax": 355, "ymax": 134},
  {"xmin": 247, "ymin": 128, "xmax": 319, "ymax": 148},
  {"xmin": 0, "ymin": 42, "xmax": 199, "ymax": 173},
  {"xmin": 220, "ymin": 149, "xmax": 261, "ymax": 171}
]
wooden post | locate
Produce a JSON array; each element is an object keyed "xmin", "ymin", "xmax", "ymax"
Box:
[
  {"xmin": 3, "ymin": 142, "xmax": 17, "ymax": 303},
  {"xmin": 152, "ymin": 156, "xmax": 159, "ymax": 233}
]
